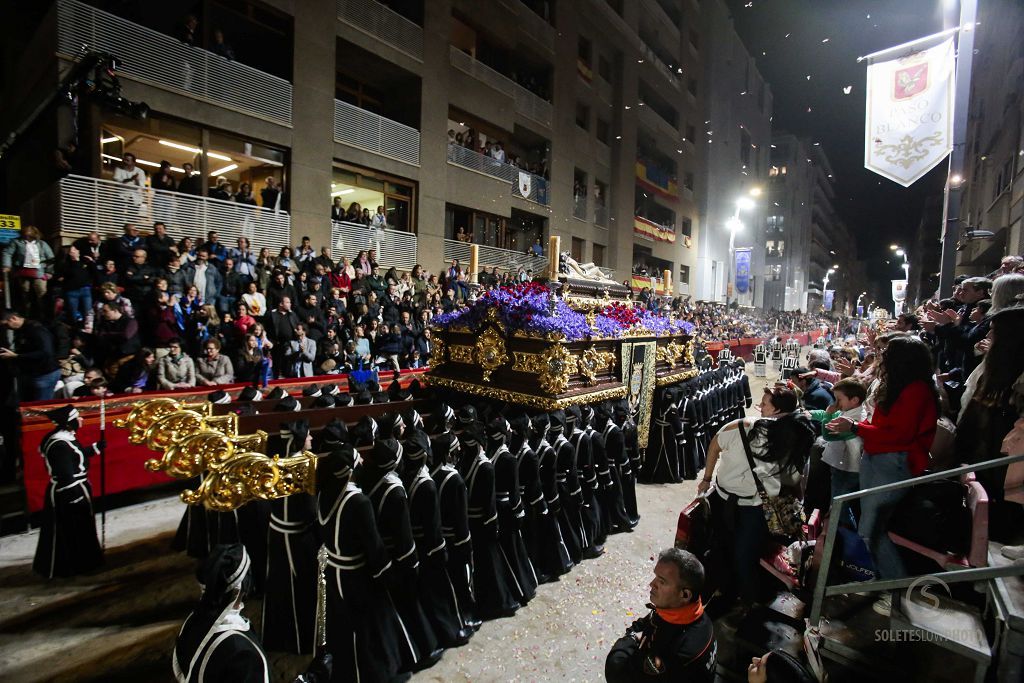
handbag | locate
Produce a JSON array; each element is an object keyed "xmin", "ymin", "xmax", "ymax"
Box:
[
  {"xmin": 674, "ymin": 495, "xmax": 711, "ymax": 556},
  {"xmin": 738, "ymin": 423, "xmax": 805, "ymax": 538}
]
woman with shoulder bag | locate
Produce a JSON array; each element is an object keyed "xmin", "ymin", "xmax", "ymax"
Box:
[{"xmin": 697, "ymin": 387, "xmax": 814, "ymax": 610}]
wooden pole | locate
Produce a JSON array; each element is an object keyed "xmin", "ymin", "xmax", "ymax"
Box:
[
  {"xmin": 469, "ymin": 244, "xmax": 479, "ymax": 284},
  {"xmin": 548, "ymin": 235, "xmax": 560, "ymax": 280}
]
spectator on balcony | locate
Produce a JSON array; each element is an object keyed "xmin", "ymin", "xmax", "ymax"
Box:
[
  {"xmin": 261, "ymin": 177, "xmax": 282, "ymax": 212},
  {"xmin": 124, "ymin": 249, "xmax": 158, "ymax": 308},
  {"xmin": 178, "ymin": 163, "xmax": 202, "ymax": 196},
  {"xmin": 212, "ymin": 28, "xmax": 235, "ymax": 60},
  {"xmin": 371, "ymin": 205, "xmax": 388, "ymax": 229},
  {"xmin": 197, "ymin": 338, "xmax": 234, "ymax": 386},
  {"xmin": 241, "ymin": 280, "xmax": 267, "ymax": 319},
  {"xmin": 0, "ymin": 309, "xmax": 61, "ymax": 401},
  {"xmin": 229, "ymin": 237, "xmax": 257, "ymax": 283},
  {"xmin": 57, "ymin": 245, "xmax": 93, "ymax": 326},
  {"xmin": 146, "ymin": 222, "xmax": 176, "ymax": 268},
  {"xmin": 360, "ymin": 207, "xmax": 372, "ymax": 226},
  {"xmin": 345, "ymin": 202, "xmax": 362, "ymax": 223},
  {"xmin": 235, "ymin": 182, "xmax": 257, "ymax": 206},
  {"xmin": 210, "ymin": 176, "xmax": 233, "ymax": 201},
  {"xmin": 492, "ymin": 142, "xmax": 506, "ymax": 163},
  {"xmin": 112, "ymin": 347, "xmax": 156, "ymax": 393},
  {"xmin": 455, "ymin": 227, "xmax": 471, "ymax": 243},
  {"xmin": 113, "ymin": 153, "xmax": 146, "ymax": 192},
  {"xmin": 179, "ymin": 14, "xmax": 199, "ymax": 46},
  {"xmin": 447, "ymin": 129, "xmax": 456, "ymax": 144},
  {"xmin": 163, "ymin": 255, "xmax": 188, "ymax": 297},
  {"xmin": 157, "ymin": 338, "xmax": 196, "ymax": 390},
  {"xmin": 184, "ymin": 249, "xmax": 223, "ymax": 305},
  {"xmin": 2, "ymin": 225, "xmax": 55, "ymax": 320},
  {"xmin": 151, "ymin": 160, "xmax": 177, "ymax": 192},
  {"xmin": 353, "ymin": 250, "xmax": 371, "ymax": 276},
  {"xmin": 331, "ymin": 197, "xmax": 345, "ymax": 221},
  {"xmin": 313, "ymin": 247, "xmax": 334, "ymax": 274},
  {"xmin": 266, "ymin": 271, "xmax": 298, "ymax": 311},
  {"xmin": 147, "ymin": 291, "xmax": 179, "ymax": 350},
  {"xmin": 54, "ymin": 141, "xmax": 78, "ymax": 179},
  {"xmin": 106, "ymin": 223, "xmax": 142, "ymax": 271}
]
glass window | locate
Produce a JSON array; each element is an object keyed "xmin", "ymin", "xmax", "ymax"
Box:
[{"xmin": 332, "ymin": 163, "xmax": 417, "ymax": 232}]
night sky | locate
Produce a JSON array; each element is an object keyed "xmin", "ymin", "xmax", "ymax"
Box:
[{"xmin": 725, "ymin": 0, "xmax": 953, "ymax": 299}]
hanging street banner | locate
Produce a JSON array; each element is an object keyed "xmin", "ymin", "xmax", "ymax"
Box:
[
  {"xmin": 823, "ymin": 289, "xmax": 835, "ymax": 312},
  {"xmin": 734, "ymin": 248, "xmax": 752, "ymax": 294},
  {"xmin": 864, "ymin": 38, "xmax": 955, "ymax": 187},
  {"xmin": 892, "ymin": 279, "xmax": 908, "ymax": 303}
]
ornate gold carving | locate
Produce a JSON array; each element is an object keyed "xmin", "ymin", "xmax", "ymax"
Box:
[
  {"xmin": 116, "ymin": 398, "xmax": 185, "ymax": 444},
  {"xmin": 657, "ymin": 340, "xmax": 688, "ymax": 367},
  {"xmin": 449, "ymin": 345, "xmax": 475, "ymax": 364},
  {"xmin": 579, "ymin": 347, "xmax": 616, "ymax": 385},
  {"xmin": 474, "ymin": 327, "xmax": 507, "ymax": 382},
  {"xmin": 146, "ymin": 428, "xmax": 268, "ymax": 479},
  {"xmin": 512, "ymin": 351, "xmax": 545, "ymax": 374},
  {"xmin": 426, "ymin": 375, "xmax": 626, "ymax": 410},
  {"xmin": 182, "ymin": 452, "xmax": 317, "ymax": 512},
  {"xmin": 656, "ymin": 368, "xmax": 700, "ymax": 386},
  {"xmin": 538, "ymin": 344, "xmax": 576, "ymax": 395},
  {"xmin": 432, "ymin": 336, "xmax": 447, "ymax": 368}
]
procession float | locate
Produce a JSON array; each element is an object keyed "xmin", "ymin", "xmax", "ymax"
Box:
[{"xmin": 112, "ymin": 237, "xmax": 698, "ymax": 511}]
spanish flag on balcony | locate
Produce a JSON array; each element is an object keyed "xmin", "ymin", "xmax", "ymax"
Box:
[
  {"xmin": 635, "ymin": 161, "xmax": 679, "ymax": 200},
  {"xmin": 634, "ymin": 215, "xmax": 676, "ymax": 244},
  {"xmin": 630, "ymin": 275, "xmax": 672, "ymax": 295}
]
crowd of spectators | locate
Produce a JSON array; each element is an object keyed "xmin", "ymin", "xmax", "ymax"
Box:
[{"xmin": 447, "ymin": 128, "xmax": 550, "ymax": 180}]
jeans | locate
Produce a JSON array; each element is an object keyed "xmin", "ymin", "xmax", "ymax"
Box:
[
  {"xmin": 858, "ymin": 451, "xmax": 911, "ymax": 579},
  {"xmin": 65, "ymin": 286, "xmax": 92, "ymax": 323},
  {"xmin": 710, "ymin": 493, "xmax": 769, "ymax": 604},
  {"xmin": 29, "ymin": 368, "xmax": 62, "ymax": 402},
  {"xmin": 216, "ymin": 295, "xmax": 237, "ymax": 316},
  {"xmin": 830, "ymin": 467, "xmax": 861, "ymax": 529}
]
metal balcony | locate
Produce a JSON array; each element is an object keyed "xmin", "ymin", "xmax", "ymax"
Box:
[
  {"xmin": 449, "ymin": 46, "xmax": 552, "ymax": 127},
  {"xmin": 334, "ymin": 99, "xmax": 420, "ymax": 166},
  {"xmin": 57, "ymin": 0, "xmax": 293, "ymax": 127},
  {"xmin": 331, "ymin": 220, "xmax": 418, "ymax": 270},
  {"xmin": 337, "ymin": 0, "xmax": 423, "ymax": 62},
  {"xmin": 443, "ymin": 239, "xmax": 548, "ymax": 273},
  {"xmin": 55, "ymin": 174, "xmax": 291, "ymax": 254}
]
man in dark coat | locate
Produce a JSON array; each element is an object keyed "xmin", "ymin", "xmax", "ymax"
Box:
[
  {"xmin": 791, "ymin": 367, "xmax": 833, "ymax": 411},
  {"xmin": 605, "ymin": 548, "xmax": 717, "ymax": 683},
  {"xmin": 33, "ymin": 405, "xmax": 103, "ymax": 578}
]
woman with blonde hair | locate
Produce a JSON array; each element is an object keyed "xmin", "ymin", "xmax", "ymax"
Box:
[{"xmin": 1, "ymin": 224, "xmax": 55, "ymax": 318}]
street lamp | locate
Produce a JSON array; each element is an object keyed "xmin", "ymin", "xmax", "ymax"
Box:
[
  {"xmin": 822, "ymin": 267, "xmax": 836, "ymax": 312},
  {"xmin": 890, "ymin": 245, "xmax": 910, "ymax": 314},
  {"xmin": 725, "ymin": 195, "xmax": 756, "ymax": 307},
  {"xmin": 856, "ymin": 291, "xmax": 867, "ymax": 316}
]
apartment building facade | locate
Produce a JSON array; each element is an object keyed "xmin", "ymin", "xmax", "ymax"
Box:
[{"xmin": 2, "ymin": 0, "xmax": 711, "ymax": 292}]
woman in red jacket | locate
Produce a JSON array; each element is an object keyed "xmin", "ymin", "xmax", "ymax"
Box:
[{"xmin": 828, "ymin": 336, "xmax": 938, "ymax": 614}]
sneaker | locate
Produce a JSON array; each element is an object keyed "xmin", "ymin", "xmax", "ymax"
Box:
[
  {"xmin": 872, "ymin": 593, "xmax": 892, "ymax": 617},
  {"xmin": 1001, "ymin": 545, "xmax": 1024, "ymax": 561}
]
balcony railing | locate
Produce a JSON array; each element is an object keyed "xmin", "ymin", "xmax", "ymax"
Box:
[
  {"xmin": 334, "ymin": 99, "xmax": 420, "ymax": 166},
  {"xmin": 594, "ymin": 203, "xmax": 609, "ymax": 227},
  {"xmin": 55, "ymin": 174, "xmax": 291, "ymax": 254},
  {"xmin": 511, "ymin": 169, "xmax": 550, "ymax": 206},
  {"xmin": 446, "ymin": 144, "xmax": 516, "ymax": 182},
  {"xmin": 331, "ymin": 220, "xmax": 418, "ymax": 271},
  {"xmin": 573, "ymin": 195, "xmax": 588, "ymax": 220},
  {"xmin": 449, "ymin": 46, "xmax": 552, "ymax": 127},
  {"xmin": 443, "ymin": 239, "xmax": 548, "ymax": 274},
  {"xmin": 639, "ymin": 41, "xmax": 682, "ymax": 90},
  {"xmin": 57, "ymin": 0, "xmax": 292, "ymax": 127},
  {"xmin": 337, "ymin": 0, "xmax": 423, "ymax": 61}
]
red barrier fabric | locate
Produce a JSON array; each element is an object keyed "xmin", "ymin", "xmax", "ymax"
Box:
[{"xmin": 19, "ymin": 369, "xmax": 429, "ymax": 513}]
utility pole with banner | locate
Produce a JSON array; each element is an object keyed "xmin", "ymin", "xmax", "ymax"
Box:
[
  {"xmin": 858, "ymin": 4, "xmax": 976, "ymax": 298},
  {"xmin": 892, "ymin": 279, "xmax": 908, "ymax": 317}
]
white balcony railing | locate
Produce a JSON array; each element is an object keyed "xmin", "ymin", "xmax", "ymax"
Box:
[
  {"xmin": 57, "ymin": 0, "xmax": 292, "ymax": 127},
  {"xmin": 56, "ymin": 174, "xmax": 291, "ymax": 254},
  {"xmin": 447, "ymin": 145, "xmax": 551, "ymax": 206},
  {"xmin": 337, "ymin": 0, "xmax": 423, "ymax": 62},
  {"xmin": 446, "ymin": 144, "xmax": 517, "ymax": 183},
  {"xmin": 331, "ymin": 220, "xmax": 418, "ymax": 271},
  {"xmin": 449, "ymin": 46, "xmax": 552, "ymax": 127},
  {"xmin": 443, "ymin": 239, "xmax": 548, "ymax": 274},
  {"xmin": 334, "ymin": 99, "xmax": 420, "ymax": 166}
]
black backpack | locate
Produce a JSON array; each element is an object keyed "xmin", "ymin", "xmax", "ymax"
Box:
[{"xmin": 887, "ymin": 480, "xmax": 972, "ymax": 555}]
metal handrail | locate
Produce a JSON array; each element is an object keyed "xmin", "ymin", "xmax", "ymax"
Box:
[
  {"xmin": 57, "ymin": 0, "xmax": 292, "ymax": 127},
  {"xmin": 808, "ymin": 452, "xmax": 1024, "ymax": 626},
  {"xmin": 446, "ymin": 144, "xmax": 517, "ymax": 183},
  {"xmin": 56, "ymin": 174, "xmax": 291, "ymax": 254},
  {"xmin": 333, "ymin": 99, "xmax": 420, "ymax": 166},
  {"xmin": 443, "ymin": 239, "xmax": 547, "ymax": 273},
  {"xmin": 331, "ymin": 220, "xmax": 418, "ymax": 271},
  {"xmin": 337, "ymin": 0, "xmax": 423, "ymax": 61}
]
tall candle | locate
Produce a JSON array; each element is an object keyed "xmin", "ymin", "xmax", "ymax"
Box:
[
  {"xmin": 469, "ymin": 244, "xmax": 479, "ymax": 284},
  {"xmin": 548, "ymin": 235, "xmax": 560, "ymax": 280},
  {"xmin": 663, "ymin": 269, "xmax": 672, "ymax": 295}
]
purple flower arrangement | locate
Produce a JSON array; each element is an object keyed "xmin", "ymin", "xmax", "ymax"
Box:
[{"xmin": 432, "ymin": 282, "xmax": 693, "ymax": 341}]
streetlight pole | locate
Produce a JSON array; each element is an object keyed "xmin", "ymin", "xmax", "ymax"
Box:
[
  {"xmin": 822, "ymin": 267, "xmax": 836, "ymax": 313},
  {"xmin": 890, "ymin": 244, "xmax": 910, "ymax": 315},
  {"xmin": 725, "ymin": 194, "xmax": 755, "ymax": 308}
]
